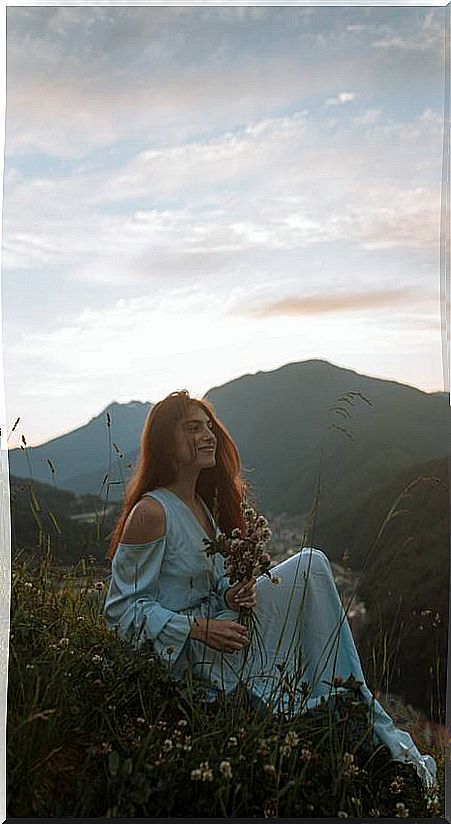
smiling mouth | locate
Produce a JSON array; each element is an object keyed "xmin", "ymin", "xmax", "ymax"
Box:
[{"xmin": 199, "ymin": 447, "xmax": 215, "ymax": 453}]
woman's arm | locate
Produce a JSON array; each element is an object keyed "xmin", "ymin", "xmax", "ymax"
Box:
[
  {"xmin": 104, "ymin": 498, "xmax": 195, "ymax": 664},
  {"xmin": 105, "ymin": 499, "xmax": 251, "ymax": 657}
]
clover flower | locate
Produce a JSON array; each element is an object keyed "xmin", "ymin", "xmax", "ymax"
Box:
[
  {"xmin": 342, "ymin": 752, "xmax": 359, "ymax": 778},
  {"xmin": 395, "ymin": 802, "xmax": 409, "ymax": 817},
  {"xmin": 427, "ymin": 797, "xmax": 442, "ymax": 814},
  {"xmin": 228, "ymin": 736, "xmax": 238, "ymax": 748},
  {"xmin": 190, "ymin": 761, "xmax": 213, "ymax": 782},
  {"xmin": 219, "ymin": 760, "xmax": 233, "ymax": 778},
  {"xmin": 284, "ymin": 731, "xmax": 300, "ymax": 747},
  {"xmin": 263, "ymin": 764, "xmax": 276, "ymax": 777},
  {"xmin": 390, "ymin": 776, "xmax": 404, "ymax": 795}
]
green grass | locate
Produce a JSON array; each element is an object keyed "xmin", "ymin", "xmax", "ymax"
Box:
[
  {"xmin": 7, "ymin": 549, "xmax": 446, "ymax": 818},
  {"xmin": 8, "ymin": 397, "xmax": 447, "ymax": 816}
]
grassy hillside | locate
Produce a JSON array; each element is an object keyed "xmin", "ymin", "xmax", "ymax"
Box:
[
  {"xmin": 7, "ymin": 551, "xmax": 445, "ymax": 817},
  {"xmin": 312, "ymin": 457, "xmax": 449, "ymax": 719}
]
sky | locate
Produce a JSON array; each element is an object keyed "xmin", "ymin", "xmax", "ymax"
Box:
[{"xmin": 1, "ymin": 5, "xmax": 447, "ymax": 448}]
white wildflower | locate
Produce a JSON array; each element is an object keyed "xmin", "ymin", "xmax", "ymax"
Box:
[
  {"xmin": 219, "ymin": 760, "xmax": 232, "ymax": 778},
  {"xmin": 395, "ymin": 802, "xmax": 409, "ymax": 817}
]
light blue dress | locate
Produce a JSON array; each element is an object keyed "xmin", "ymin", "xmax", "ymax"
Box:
[{"xmin": 104, "ymin": 487, "xmax": 437, "ymax": 790}]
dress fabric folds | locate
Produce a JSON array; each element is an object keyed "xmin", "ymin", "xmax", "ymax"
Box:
[{"xmin": 104, "ymin": 487, "xmax": 437, "ymax": 790}]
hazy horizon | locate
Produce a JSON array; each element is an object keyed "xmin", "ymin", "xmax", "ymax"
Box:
[{"xmin": 2, "ymin": 7, "xmax": 447, "ymax": 449}]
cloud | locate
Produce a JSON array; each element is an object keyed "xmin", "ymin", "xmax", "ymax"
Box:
[
  {"xmin": 2, "ymin": 102, "xmax": 443, "ymax": 293},
  {"xmin": 5, "ymin": 7, "xmax": 444, "ymax": 159},
  {"xmin": 371, "ymin": 10, "xmax": 444, "ymax": 52},
  {"xmin": 325, "ymin": 92, "xmax": 356, "ymax": 106},
  {"xmin": 5, "ymin": 288, "xmax": 267, "ymax": 419},
  {"xmin": 236, "ymin": 287, "xmax": 431, "ymax": 318},
  {"xmin": 352, "ymin": 107, "xmax": 382, "ymax": 126}
]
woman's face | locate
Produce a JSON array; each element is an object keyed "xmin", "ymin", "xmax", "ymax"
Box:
[{"xmin": 171, "ymin": 405, "xmax": 217, "ymax": 470}]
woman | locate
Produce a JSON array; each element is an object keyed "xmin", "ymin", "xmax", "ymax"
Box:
[{"xmin": 104, "ymin": 390, "xmax": 436, "ymax": 790}]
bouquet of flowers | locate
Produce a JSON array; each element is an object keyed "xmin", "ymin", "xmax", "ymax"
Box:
[{"xmin": 203, "ymin": 499, "xmax": 273, "ymax": 630}]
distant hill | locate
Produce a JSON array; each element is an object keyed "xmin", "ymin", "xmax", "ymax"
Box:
[
  {"xmin": 9, "ymin": 474, "xmax": 121, "ymax": 566},
  {"xmin": 8, "ymin": 401, "xmax": 152, "ymax": 495}
]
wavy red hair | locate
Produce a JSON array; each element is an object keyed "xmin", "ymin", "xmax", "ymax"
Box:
[{"xmin": 107, "ymin": 390, "xmax": 250, "ymax": 561}]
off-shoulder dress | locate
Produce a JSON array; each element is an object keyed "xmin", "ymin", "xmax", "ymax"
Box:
[{"xmin": 104, "ymin": 487, "xmax": 437, "ymax": 790}]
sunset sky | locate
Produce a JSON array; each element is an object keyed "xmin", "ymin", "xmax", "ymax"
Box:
[{"xmin": 2, "ymin": 5, "xmax": 447, "ymax": 448}]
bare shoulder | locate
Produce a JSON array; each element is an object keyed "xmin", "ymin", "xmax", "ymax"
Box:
[{"xmin": 120, "ymin": 497, "xmax": 166, "ymax": 545}]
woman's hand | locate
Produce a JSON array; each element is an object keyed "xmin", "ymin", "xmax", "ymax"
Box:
[
  {"xmin": 189, "ymin": 618, "xmax": 250, "ymax": 653},
  {"xmin": 225, "ymin": 577, "xmax": 258, "ymax": 611}
]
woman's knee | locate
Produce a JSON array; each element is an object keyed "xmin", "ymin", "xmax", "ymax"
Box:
[
  {"xmin": 299, "ymin": 546, "xmax": 332, "ymax": 573},
  {"xmin": 271, "ymin": 546, "xmax": 332, "ymax": 579}
]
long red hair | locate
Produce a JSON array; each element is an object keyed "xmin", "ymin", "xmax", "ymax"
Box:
[{"xmin": 107, "ymin": 390, "xmax": 250, "ymax": 561}]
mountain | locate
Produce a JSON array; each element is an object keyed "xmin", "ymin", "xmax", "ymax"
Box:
[
  {"xmin": 8, "ymin": 401, "xmax": 152, "ymax": 496},
  {"xmin": 8, "ymin": 361, "xmax": 449, "ymax": 523},
  {"xmin": 204, "ymin": 360, "xmax": 449, "ymax": 520}
]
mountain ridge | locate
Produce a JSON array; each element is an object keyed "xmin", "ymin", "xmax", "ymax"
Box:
[{"xmin": 8, "ymin": 359, "xmax": 448, "ymax": 524}]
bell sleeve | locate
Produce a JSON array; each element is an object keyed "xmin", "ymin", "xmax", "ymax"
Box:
[{"xmin": 104, "ymin": 537, "xmax": 195, "ymax": 665}]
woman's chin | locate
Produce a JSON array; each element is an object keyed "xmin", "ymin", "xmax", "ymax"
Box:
[{"xmin": 198, "ymin": 455, "xmax": 216, "ymax": 469}]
